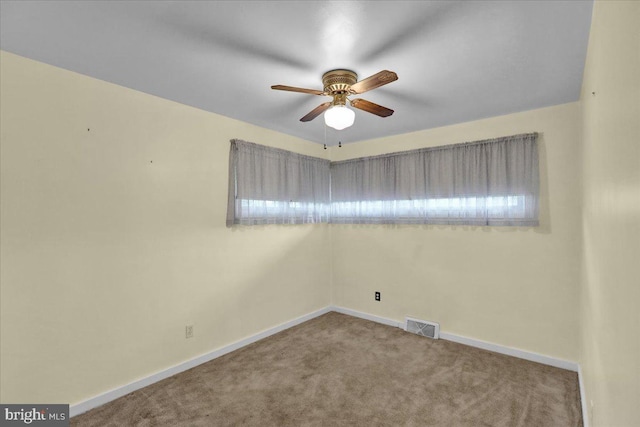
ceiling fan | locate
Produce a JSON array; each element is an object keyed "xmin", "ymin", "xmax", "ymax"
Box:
[{"xmin": 271, "ymin": 69, "xmax": 398, "ymax": 130}]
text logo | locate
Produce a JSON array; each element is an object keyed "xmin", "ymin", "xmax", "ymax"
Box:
[{"xmin": 0, "ymin": 404, "xmax": 69, "ymax": 426}]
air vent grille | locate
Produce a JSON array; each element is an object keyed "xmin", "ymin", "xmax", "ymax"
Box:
[{"xmin": 405, "ymin": 317, "xmax": 440, "ymax": 339}]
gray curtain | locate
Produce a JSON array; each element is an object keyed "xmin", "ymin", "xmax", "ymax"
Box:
[
  {"xmin": 330, "ymin": 133, "xmax": 539, "ymax": 226},
  {"xmin": 226, "ymin": 139, "xmax": 330, "ymax": 226}
]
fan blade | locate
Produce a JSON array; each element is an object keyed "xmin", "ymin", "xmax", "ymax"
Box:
[
  {"xmin": 271, "ymin": 85, "xmax": 325, "ymax": 96},
  {"xmin": 300, "ymin": 102, "xmax": 332, "ymax": 122},
  {"xmin": 349, "ymin": 70, "xmax": 398, "ymax": 94},
  {"xmin": 350, "ymin": 99, "xmax": 394, "ymax": 117}
]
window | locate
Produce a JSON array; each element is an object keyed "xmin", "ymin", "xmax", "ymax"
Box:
[
  {"xmin": 227, "ymin": 133, "xmax": 539, "ymax": 227},
  {"xmin": 226, "ymin": 139, "xmax": 330, "ymax": 226},
  {"xmin": 330, "ymin": 133, "xmax": 539, "ymax": 226},
  {"xmin": 330, "ymin": 195, "xmax": 530, "ymax": 225},
  {"xmin": 236, "ymin": 199, "xmax": 330, "ymax": 222}
]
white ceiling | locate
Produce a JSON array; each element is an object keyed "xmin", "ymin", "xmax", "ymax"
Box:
[{"xmin": 0, "ymin": 1, "xmax": 593, "ymax": 146}]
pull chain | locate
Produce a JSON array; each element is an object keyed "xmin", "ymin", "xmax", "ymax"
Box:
[{"xmin": 324, "ymin": 122, "xmax": 327, "ymax": 149}]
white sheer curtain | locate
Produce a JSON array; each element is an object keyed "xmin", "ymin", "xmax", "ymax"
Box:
[
  {"xmin": 226, "ymin": 139, "xmax": 330, "ymax": 226},
  {"xmin": 330, "ymin": 133, "xmax": 539, "ymax": 226}
]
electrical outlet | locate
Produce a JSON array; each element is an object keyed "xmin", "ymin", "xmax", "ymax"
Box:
[
  {"xmin": 375, "ymin": 291, "xmax": 381, "ymax": 301},
  {"xmin": 185, "ymin": 325, "xmax": 194, "ymax": 339}
]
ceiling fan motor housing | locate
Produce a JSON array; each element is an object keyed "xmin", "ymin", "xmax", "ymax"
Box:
[
  {"xmin": 322, "ymin": 69, "xmax": 358, "ymax": 95},
  {"xmin": 323, "ymin": 69, "xmax": 357, "ymax": 107}
]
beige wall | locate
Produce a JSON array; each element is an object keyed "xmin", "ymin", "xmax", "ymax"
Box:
[
  {"xmin": 0, "ymin": 51, "xmax": 331, "ymax": 405},
  {"xmin": 579, "ymin": 1, "xmax": 640, "ymax": 425},
  {"xmin": 329, "ymin": 102, "xmax": 583, "ymax": 362}
]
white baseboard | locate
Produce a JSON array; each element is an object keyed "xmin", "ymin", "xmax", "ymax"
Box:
[
  {"xmin": 330, "ymin": 305, "xmax": 402, "ymax": 328},
  {"xmin": 70, "ymin": 306, "xmax": 332, "ymax": 417},
  {"xmin": 331, "ymin": 305, "xmax": 578, "ymax": 372},
  {"xmin": 579, "ymin": 365, "xmax": 589, "ymax": 427},
  {"xmin": 439, "ymin": 331, "xmax": 578, "ymax": 372},
  {"xmin": 71, "ymin": 305, "xmax": 581, "ymax": 418}
]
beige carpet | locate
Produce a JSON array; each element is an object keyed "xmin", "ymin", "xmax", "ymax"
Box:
[{"xmin": 71, "ymin": 312, "xmax": 582, "ymax": 426}]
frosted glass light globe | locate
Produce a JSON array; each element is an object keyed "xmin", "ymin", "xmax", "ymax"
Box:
[{"xmin": 324, "ymin": 105, "xmax": 355, "ymax": 130}]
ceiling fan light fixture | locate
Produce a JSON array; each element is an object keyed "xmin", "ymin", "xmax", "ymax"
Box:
[
  {"xmin": 324, "ymin": 105, "xmax": 355, "ymax": 130},
  {"xmin": 272, "ymin": 68, "xmax": 397, "ymax": 128}
]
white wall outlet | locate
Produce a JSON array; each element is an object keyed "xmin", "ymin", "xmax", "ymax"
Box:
[{"xmin": 185, "ymin": 325, "xmax": 194, "ymax": 339}]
